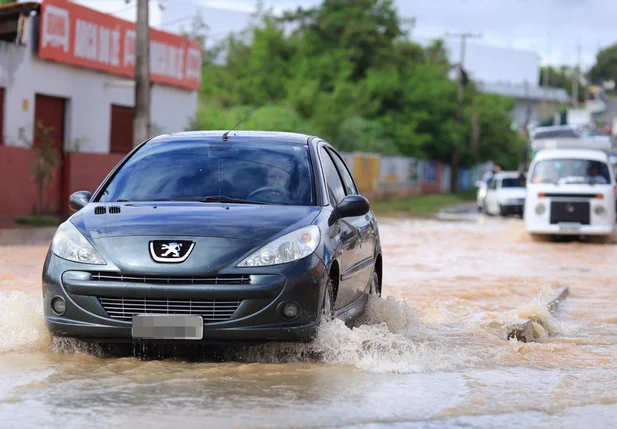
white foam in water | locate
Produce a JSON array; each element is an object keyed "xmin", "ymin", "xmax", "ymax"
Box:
[
  {"xmin": 0, "ymin": 291, "xmax": 49, "ymax": 353},
  {"xmin": 497, "ymin": 287, "xmax": 582, "ymax": 338},
  {"xmin": 243, "ymin": 296, "xmax": 477, "ymax": 373}
]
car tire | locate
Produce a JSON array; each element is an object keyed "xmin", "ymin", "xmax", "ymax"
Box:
[
  {"xmin": 321, "ymin": 277, "xmax": 335, "ymax": 323},
  {"xmin": 369, "ymin": 270, "xmax": 380, "ymax": 297},
  {"xmin": 499, "ymin": 204, "xmax": 506, "ymax": 216}
]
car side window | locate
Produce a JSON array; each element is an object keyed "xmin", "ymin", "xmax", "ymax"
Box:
[
  {"xmin": 489, "ymin": 178, "xmax": 498, "ymax": 190},
  {"xmin": 327, "ymin": 148, "xmax": 358, "ymax": 195},
  {"xmin": 319, "ymin": 147, "xmax": 346, "ymax": 205}
]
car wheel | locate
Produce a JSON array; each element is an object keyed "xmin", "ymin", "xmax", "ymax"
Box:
[
  {"xmin": 321, "ymin": 277, "xmax": 335, "ymax": 322},
  {"xmin": 499, "ymin": 204, "xmax": 506, "ymax": 216}
]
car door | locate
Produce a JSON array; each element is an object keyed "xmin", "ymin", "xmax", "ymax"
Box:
[
  {"xmin": 485, "ymin": 176, "xmax": 498, "ymax": 214},
  {"xmin": 327, "ymin": 147, "xmax": 375, "ymax": 300},
  {"xmin": 318, "ymin": 145, "xmax": 363, "ymax": 310}
]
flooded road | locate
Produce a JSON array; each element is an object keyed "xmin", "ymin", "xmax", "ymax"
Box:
[{"xmin": 1, "ymin": 216, "xmax": 617, "ymax": 428}]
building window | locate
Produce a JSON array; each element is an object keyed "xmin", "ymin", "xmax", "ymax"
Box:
[{"xmin": 109, "ymin": 104, "xmax": 134, "ymax": 154}]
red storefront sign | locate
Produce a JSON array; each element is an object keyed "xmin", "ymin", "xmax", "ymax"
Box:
[{"xmin": 38, "ymin": 0, "xmax": 202, "ymax": 91}]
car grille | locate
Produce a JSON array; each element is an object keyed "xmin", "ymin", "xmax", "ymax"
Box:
[
  {"xmin": 98, "ymin": 297, "xmax": 242, "ymax": 322},
  {"xmin": 550, "ymin": 201, "xmax": 590, "ymax": 225},
  {"xmin": 90, "ymin": 272, "xmax": 251, "ymax": 285}
]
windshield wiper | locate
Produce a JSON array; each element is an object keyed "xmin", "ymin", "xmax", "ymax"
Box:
[{"xmin": 171, "ymin": 196, "xmax": 267, "ymax": 205}]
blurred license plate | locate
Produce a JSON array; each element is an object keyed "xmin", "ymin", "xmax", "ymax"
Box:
[
  {"xmin": 132, "ymin": 315, "xmax": 203, "ymax": 340},
  {"xmin": 559, "ymin": 223, "xmax": 581, "ymax": 232}
]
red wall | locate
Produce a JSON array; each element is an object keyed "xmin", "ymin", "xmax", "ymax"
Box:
[
  {"xmin": 0, "ymin": 147, "xmax": 124, "ymax": 222},
  {"xmin": 64, "ymin": 152, "xmax": 124, "ymax": 196},
  {"xmin": 0, "ymin": 146, "xmax": 38, "ymax": 219}
]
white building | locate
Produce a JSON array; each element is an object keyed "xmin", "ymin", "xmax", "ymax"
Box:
[
  {"xmin": 0, "ymin": 0, "xmax": 202, "ymax": 220},
  {"xmin": 0, "ymin": 0, "xmax": 201, "ymax": 153}
]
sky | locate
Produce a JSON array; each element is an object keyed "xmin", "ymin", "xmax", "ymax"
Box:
[{"xmin": 75, "ymin": 0, "xmax": 617, "ymax": 71}]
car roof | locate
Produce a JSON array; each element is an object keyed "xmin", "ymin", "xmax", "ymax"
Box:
[
  {"xmin": 146, "ymin": 130, "xmax": 316, "ymax": 146},
  {"xmin": 532, "ymin": 149, "xmax": 609, "ymax": 163},
  {"xmin": 492, "ymin": 171, "xmax": 520, "ymax": 179}
]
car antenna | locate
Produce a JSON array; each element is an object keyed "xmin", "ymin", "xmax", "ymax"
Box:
[{"xmin": 222, "ymin": 110, "xmax": 255, "ymax": 142}]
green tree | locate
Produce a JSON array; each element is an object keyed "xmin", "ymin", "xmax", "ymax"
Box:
[
  {"xmin": 539, "ymin": 66, "xmax": 583, "ymax": 101},
  {"xmin": 589, "ymin": 43, "xmax": 617, "ymax": 85},
  {"xmin": 196, "ymin": 0, "xmax": 520, "ymax": 181}
]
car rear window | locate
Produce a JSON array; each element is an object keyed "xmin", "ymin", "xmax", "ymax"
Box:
[
  {"xmin": 500, "ymin": 178, "xmax": 524, "ymax": 188},
  {"xmin": 97, "ymin": 140, "xmax": 315, "ymax": 205}
]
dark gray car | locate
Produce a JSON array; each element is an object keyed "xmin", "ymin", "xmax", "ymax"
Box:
[{"xmin": 42, "ymin": 131, "xmax": 383, "ymax": 345}]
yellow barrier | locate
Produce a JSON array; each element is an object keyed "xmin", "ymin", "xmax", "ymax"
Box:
[{"xmin": 353, "ymin": 154, "xmax": 381, "ymax": 193}]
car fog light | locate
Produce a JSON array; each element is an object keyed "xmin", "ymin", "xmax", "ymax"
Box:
[
  {"xmin": 282, "ymin": 302, "xmax": 299, "ymax": 320},
  {"xmin": 51, "ymin": 296, "xmax": 66, "ymax": 315},
  {"xmin": 595, "ymin": 206, "xmax": 606, "ymax": 216},
  {"xmin": 535, "ymin": 203, "xmax": 545, "ymax": 215}
]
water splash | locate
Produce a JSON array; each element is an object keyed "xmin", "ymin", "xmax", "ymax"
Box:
[
  {"xmin": 0, "ymin": 291, "xmax": 48, "ymax": 353},
  {"xmin": 239, "ymin": 296, "xmax": 477, "ymax": 373}
]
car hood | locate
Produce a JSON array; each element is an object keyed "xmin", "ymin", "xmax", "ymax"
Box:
[
  {"xmin": 72, "ymin": 202, "xmax": 321, "ymax": 242},
  {"xmin": 69, "ymin": 203, "xmax": 322, "ymax": 274}
]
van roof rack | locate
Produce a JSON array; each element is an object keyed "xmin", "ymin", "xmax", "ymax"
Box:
[{"xmin": 531, "ymin": 136, "xmax": 612, "ymax": 153}]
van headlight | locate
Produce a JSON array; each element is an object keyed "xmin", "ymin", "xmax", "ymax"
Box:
[
  {"xmin": 51, "ymin": 221, "xmax": 106, "ymax": 265},
  {"xmin": 237, "ymin": 225, "xmax": 320, "ymax": 267}
]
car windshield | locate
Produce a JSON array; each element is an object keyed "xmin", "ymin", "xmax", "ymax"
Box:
[
  {"xmin": 500, "ymin": 178, "xmax": 524, "ymax": 188},
  {"xmin": 530, "ymin": 159, "xmax": 611, "ymax": 185},
  {"xmin": 97, "ymin": 140, "xmax": 315, "ymax": 205}
]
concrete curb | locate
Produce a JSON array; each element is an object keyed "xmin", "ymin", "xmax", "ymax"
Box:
[
  {"xmin": 506, "ymin": 286, "xmax": 570, "ymax": 343},
  {"xmin": 0, "ymin": 227, "xmax": 57, "ymax": 246}
]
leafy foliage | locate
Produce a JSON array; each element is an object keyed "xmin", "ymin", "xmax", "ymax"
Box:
[
  {"xmin": 589, "ymin": 43, "xmax": 617, "ymax": 86},
  {"xmin": 192, "ymin": 0, "xmax": 521, "ymax": 171},
  {"xmin": 539, "ymin": 66, "xmax": 583, "ymax": 101}
]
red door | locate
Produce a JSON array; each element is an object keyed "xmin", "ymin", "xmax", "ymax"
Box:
[
  {"xmin": 34, "ymin": 94, "xmax": 66, "ymax": 214},
  {"xmin": 110, "ymin": 104, "xmax": 134, "ymax": 154}
]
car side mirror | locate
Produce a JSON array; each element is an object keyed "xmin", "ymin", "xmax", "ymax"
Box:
[
  {"xmin": 329, "ymin": 195, "xmax": 370, "ymax": 225},
  {"xmin": 69, "ymin": 191, "xmax": 92, "ymax": 212}
]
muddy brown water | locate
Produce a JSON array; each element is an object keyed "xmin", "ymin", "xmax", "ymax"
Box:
[{"xmin": 1, "ymin": 217, "xmax": 617, "ymax": 428}]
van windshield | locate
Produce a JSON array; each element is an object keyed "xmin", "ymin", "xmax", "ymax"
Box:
[{"xmin": 530, "ymin": 159, "xmax": 611, "ymax": 185}]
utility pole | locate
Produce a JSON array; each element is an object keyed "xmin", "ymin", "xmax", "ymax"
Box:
[
  {"xmin": 572, "ymin": 43, "xmax": 581, "ymax": 108},
  {"xmin": 134, "ymin": 0, "xmax": 151, "ymax": 147},
  {"xmin": 447, "ymin": 32, "xmax": 481, "ymax": 194}
]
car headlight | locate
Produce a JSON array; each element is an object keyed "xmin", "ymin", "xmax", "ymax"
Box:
[
  {"xmin": 237, "ymin": 225, "xmax": 320, "ymax": 267},
  {"xmin": 51, "ymin": 221, "xmax": 106, "ymax": 265},
  {"xmin": 479, "ymin": 189, "xmax": 487, "ymax": 198}
]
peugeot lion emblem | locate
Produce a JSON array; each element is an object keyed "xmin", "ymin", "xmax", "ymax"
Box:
[
  {"xmin": 566, "ymin": 204, "xmax": 575, "ymax": 214},
  {"xmin": 149, "ymin": 240, "xmax": 195, "ymax": 263}
]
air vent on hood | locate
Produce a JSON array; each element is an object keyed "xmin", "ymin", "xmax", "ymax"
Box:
[
  {"xmin": 94, "ymin": 206, "xmax": 107, "ymax": 215},
  {"xmin": 109, "ymin": 206, "xmax": 121, "ymax": 214}
]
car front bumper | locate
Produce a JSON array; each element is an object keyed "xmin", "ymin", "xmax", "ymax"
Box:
[
  {"xmin": 525, "ymin": 223, "xmax": 615, "ymax": 236},
  {"xmin": 500, "ymin": 203, "xmax": 524, "ymax": 216},
  {"xmin": 42, "ymin": 252, "xmax": 328, "ymax": 344}
]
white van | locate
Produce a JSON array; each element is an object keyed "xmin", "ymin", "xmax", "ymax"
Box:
[{"xmin": 524, "ymin": 137, "xmax": 616, "ymax": 237}]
